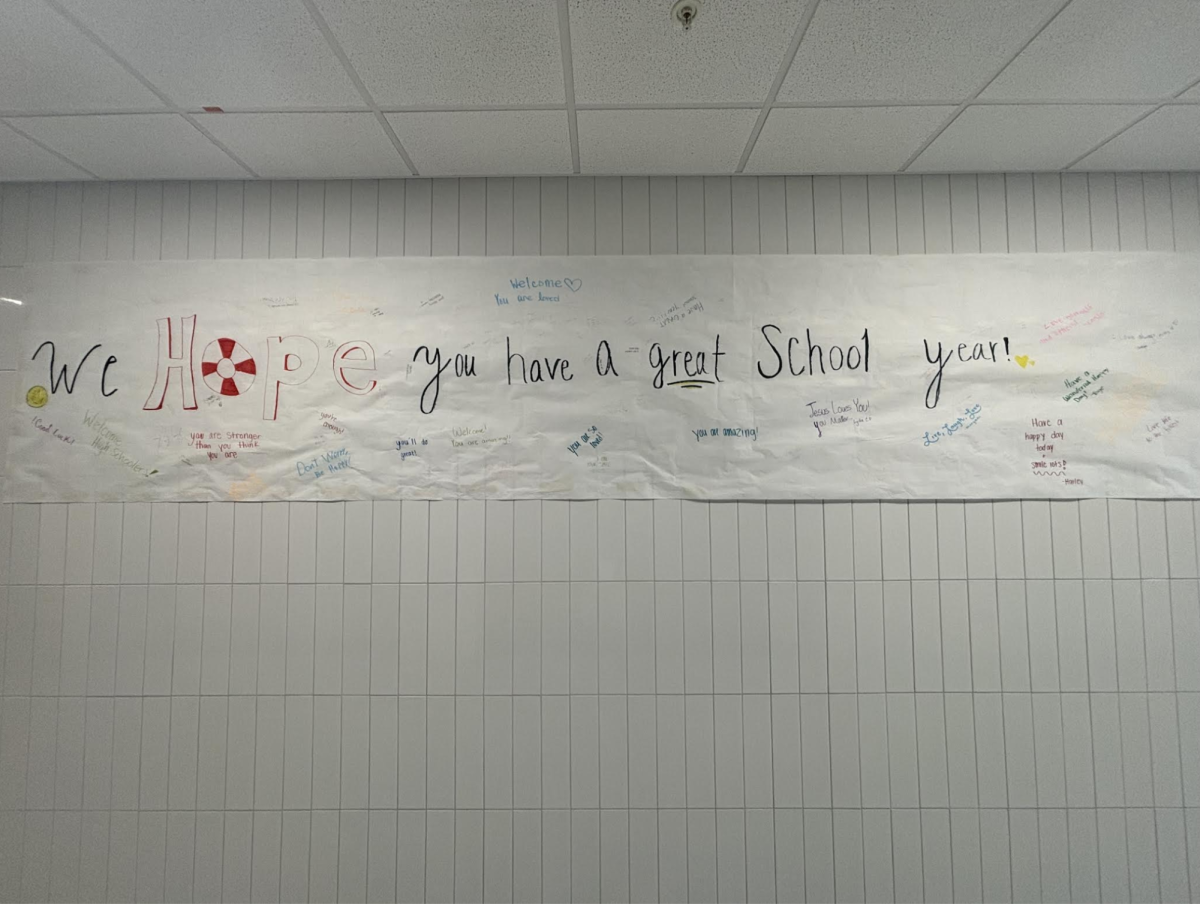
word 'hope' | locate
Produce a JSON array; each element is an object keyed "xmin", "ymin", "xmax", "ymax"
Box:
[{"xmin": 142, "ymin": 315, "xmax": 377, "ymax": 420}]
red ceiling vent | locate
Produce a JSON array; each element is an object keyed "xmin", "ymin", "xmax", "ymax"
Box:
[{"xmin": 201, "ymin": 105, "xmax": 224, "ymax": 113}]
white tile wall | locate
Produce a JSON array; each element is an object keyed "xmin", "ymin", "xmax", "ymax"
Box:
[{"xmin": 2, "ymin": 174, "xmax": 1200, "ymax": 903}]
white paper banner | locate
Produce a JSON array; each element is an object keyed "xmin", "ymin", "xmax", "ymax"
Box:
[{"xmin": 2, "ymin": 253, "xmax": 1198, "ymax": 502}]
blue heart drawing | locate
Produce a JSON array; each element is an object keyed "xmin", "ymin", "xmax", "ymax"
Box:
[{"xmin": 564, "ymin": 278, "xmax": 582, "ymax": 292}]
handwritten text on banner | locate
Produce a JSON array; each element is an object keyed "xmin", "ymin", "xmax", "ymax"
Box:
[{"xmin": 2, "ymin": 253, "xmax": 1197, "ymax": 501}]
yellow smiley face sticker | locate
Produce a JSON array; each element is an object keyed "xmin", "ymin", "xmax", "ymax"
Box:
[{"xmin": 26, "ymin": 385, "xmax": 49, "ymax": 409}]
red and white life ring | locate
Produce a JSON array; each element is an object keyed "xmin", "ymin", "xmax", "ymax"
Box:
[{"xmin": 201, "ymin": 338, "xmax": 257, "ymax": 396}]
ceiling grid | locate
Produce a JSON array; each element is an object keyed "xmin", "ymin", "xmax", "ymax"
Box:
[
  {"xmin": 0, "ymin": 0, "xmax": 1198, "ymax": 180},
  {"xmin": 41, "ymin": 0, "xmax": 261, "ymax": 177}
]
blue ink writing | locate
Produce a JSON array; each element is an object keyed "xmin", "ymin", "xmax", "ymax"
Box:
[
  {"xmin": 296, "ymin": 448, "xmax": 351, "ymax": 479},
  {"xmin": 569, "ymin": 426, "xmax": 603, "ymax": 456},
  {"xmin": 395, "ymin": 436, "xmax": 428, "ymax": 460},
  {"xmin": 922, "ymin": 404, "xmax": 982, "ymax": 446}
]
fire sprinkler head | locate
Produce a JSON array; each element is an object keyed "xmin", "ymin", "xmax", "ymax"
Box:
[{"xmin": 671, "ymin": 0, "xmax": 699, "ymax": 31}]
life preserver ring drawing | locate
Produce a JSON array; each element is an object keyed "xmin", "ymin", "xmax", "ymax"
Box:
[{"xmin": 201, "ymin": 338, "xmax": 257, "ymax": 396}]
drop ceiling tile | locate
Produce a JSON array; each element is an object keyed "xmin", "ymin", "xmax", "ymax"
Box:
[
  {"xmin": 199, "ymin": 113, "xmax": 408, "ymax": 179},
  {"xmin": 779, "ymin": 0, "xmax": 1059, "ymax": 103},
  {"xmin": 982, "ymin": 0, "xmax": 1200, "ymax": 101},
  {"xmin": 576, "ymin": 109, "xmax": 758, "ymax": 175},
  {"xmin": 910, "ymin": 104, "xmax": 1150, "ymax": 172},
  {"xmin": 313, "ymin": 0, "xmax": 564, "ymax": 107},
  {"xmin": 0, "ymin": 122, "xmax": 92, "ymax": 180},
  {"xmin": 1074, "ymin": 106, "xmax": 1200, "ymax": 171},
  {"xmin": 570, "ymin": 0, "xmax": 804, "ymax": 104},
  {"xmin": 0, "ymin": 0, "xmax": 163, "ymax": 112},
  {"xmin": 746, "ymin": 107, "xmax": 952, "ymax": 174},
  {"xmin": 1179, "ymin": 83, "xmax": 1200, "ymax": 101},
  {"xmin": 56, "ymin": 0, "xmax": 362, "ymax": 109},
  {"xmin": 5, "ymin": 114, "xmax": 248, "ymax": 180},
  {"xmin": 386, "ymin": 111, "xmax": 570, "ymax": 177}
]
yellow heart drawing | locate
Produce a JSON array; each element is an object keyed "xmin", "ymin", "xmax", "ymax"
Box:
[{"xmin": 1015, "ymin": 354, "xmax": 1034, "ymax": 368}]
